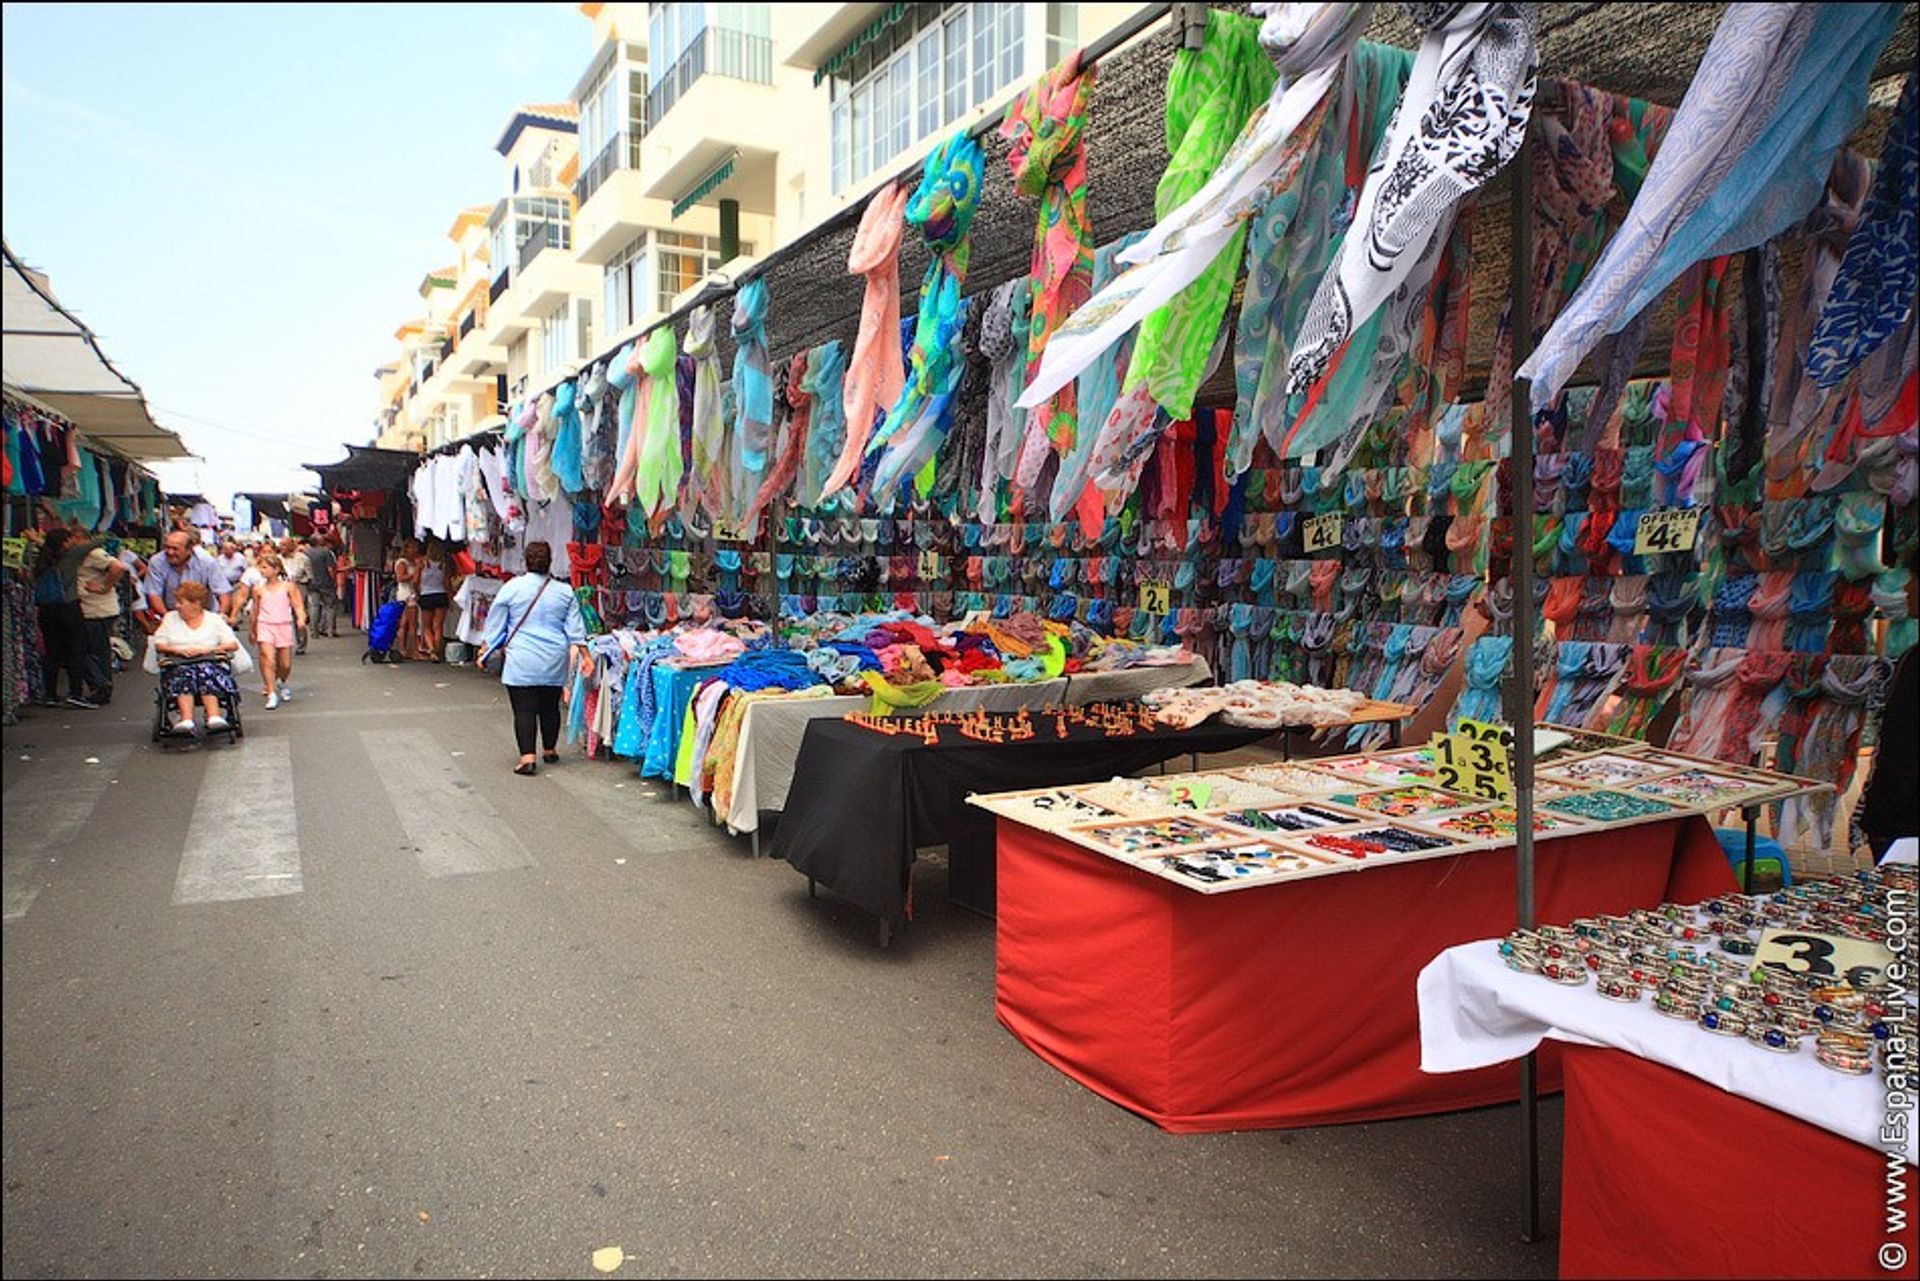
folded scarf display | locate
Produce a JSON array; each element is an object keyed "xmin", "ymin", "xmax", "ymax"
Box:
[
  {"xmin": 1785, "ymin": 570, "xmax": 1836, "ymax": 654},
  {"xmin": 1287, "ymin": 2, "xmax": 1538, "ymax": 397},
  {"xmin": 1521, "ymin": 3, "xmax": 1901, "ymax": 407},
  {"xmin": 1743, "ymin": 570, "xmax": 1793, "ymax": 653},
  {"xmin": 1453, "ymin": 635, "xmax": 1514, "ymax": 729},
  {"xmin": 1804, "ymin": 75, "xmax": 1917, "ymax": 390},
  {"xmin": 744, "ymin": 350, "xmax": 812, "ymax": 528},
  {"xmin": 1644, "ymin": 569, "xmax": 1697, "ymax": 647},
  {"xmin": 868, "ymin": 132, "xmax": 983, "ymax": 504},
  {"xmin": 1537, "ymin": 641, "xmax": 1628, "ymax": 729},
  {"xmin": 826, "ymin": 182, "xmax": 909, "ymax": 499},
  {"xmin": 1873, "ymin": 568, "xmax": 1916, "ymax": 658},
  {"xmin": 1590, "ymin": 644, "xmax": 1687, "ymax": 739},
  {"xmin": 798, "ymin": 340, "xmax": 848, "ymax": 511}
]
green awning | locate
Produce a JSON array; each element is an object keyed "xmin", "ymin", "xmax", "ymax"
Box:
[
  {"xmin": 671, "ymin": 155, "xmax": 738, "ymax": 219},
  {"xmin": 812, "ymin": 3, "xmax": 910, "ymax": 86}
]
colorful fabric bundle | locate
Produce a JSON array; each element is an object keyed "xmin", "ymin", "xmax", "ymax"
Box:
[
  {"xmin": 610, "ymin": 327, "xmax": 682, "ymax": 518},
  {"xmin": 868, "ymin": 131, "xmax": 984, "ymax": 504},
  {"xmin": 1287, "ymin": 2, "xmax": 1538, "ymax": 397},
  {"xmin": 746, "ymin": 350, "xmax": 814, "ymax": 528},
  {"xmin": 800, "ymin": 339, "xmax": 848, "ymax": 510},
  {"xmin": 825, "ymin": 183, "xmax": 909, "ymax": 499}
]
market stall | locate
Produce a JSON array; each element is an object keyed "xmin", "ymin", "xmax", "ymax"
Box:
[
  {"xmin": 1418, "ymin": 866, "xmax": 1916, "ymax": 1277},
  {"xmin": 973, "ymin": 735, "xmax": 1823, "ymax": 1129}
]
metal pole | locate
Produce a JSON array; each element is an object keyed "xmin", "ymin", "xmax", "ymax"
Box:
[
  {"xmin": 1506, "ymin": 128, "xmax": 1544, "ymax": 1247},
  {"xmin": 1742, "ymin": 805, "xmax": 1759, "ymax": 893}
]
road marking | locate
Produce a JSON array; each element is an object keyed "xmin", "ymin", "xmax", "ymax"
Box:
[
  {"xmin": 359, "ymin": 728, "xmax": 536, "ymax": 877},
  {"xmin": 174, "ymin": 737, "xmax": 304, "ymax": 904},
  {"xmin": 264, "ymin": 700, "xmax": 502, "ymax": 722},
  {"xmin": 2, "ymin": 745, "xmax": 133, "ymax": 921},
  {"xmin": 543, "ymin": 762, "xmax": 706, "ymax": 852}
]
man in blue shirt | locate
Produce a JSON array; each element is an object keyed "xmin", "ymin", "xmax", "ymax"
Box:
[{"xmin": 144, "ymin": 529, "xmax": 232, "ymax": 618}]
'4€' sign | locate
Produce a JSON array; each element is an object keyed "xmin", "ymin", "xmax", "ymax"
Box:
[
  {"xmin": 1635, "ymin": 507, "xmax": 1701, "ymax": 556},
  {"xmin": 1303, "ymin": 514, "xmax": 1345, "ymax": 553},
  {"xmin": 1430, "ymin": 717, "xmax": 1515, "ymax": 802}
]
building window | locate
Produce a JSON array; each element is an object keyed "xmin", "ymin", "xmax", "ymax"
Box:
[
  {"xmin": 647, "ymin": 3, "xmax": 771, "ymax": 123},
  {"xmin": 541, "ymin": 300, "xmax": 573, "ymax": 375},
  {"xmin": 603, "ymin": 233, "xmax": 655, "ymax": 333},
  {"xmin": 826, "ymin": 2, "xmax": 1047, "ymax": 194},
  {"xmin": 578, "ymin": 45, "xmax": 649, "ymax": 203},
  {"xmin": 654, "ymin": 229, "xmax": 747, "ymax": 313}
]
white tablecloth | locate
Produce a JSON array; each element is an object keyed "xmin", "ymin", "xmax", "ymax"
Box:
[
  {"xmin": 1417, "ymin": 940, "xmax": 1912, "ymax": 1161},
  {"xmin": 721, "ymin": 656, "xmax": 1214, "ymax": 834}
]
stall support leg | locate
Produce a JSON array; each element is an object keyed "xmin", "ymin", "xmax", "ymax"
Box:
[
  {"xmin": 877, "ymin": 918, "xmax": 892, "ymax": 948},
  {"xmin": 1188, "ymin": 752, "xmax": 1199, "ymax": 773},
  {"xmin": 1521, "ymin": 1052, "xmax": 1543, "ymax": 1243},
  {"xmin": 751, "ymin": 828, "xmax": 761, "ymax": 859},
  {"xmin": 807, "ymin": 877, "xmax": 816, "ymax": 899},
  {"xmin": 1742, "ymin": 806, "xmax": 1759, "ymax": 894}
]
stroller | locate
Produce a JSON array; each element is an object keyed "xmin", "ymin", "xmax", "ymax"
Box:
[
  {"xmin": 152, "ymin": 655, "xmax": 244, "ymax": 750},
  {"xmin": 362, "ymin": 599, "xmax": 407, "ymax": 664}
]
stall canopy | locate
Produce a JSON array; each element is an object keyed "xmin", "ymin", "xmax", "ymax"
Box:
[
  {"xmin": 238, "ymin": 492, "xmax": 293, "ymax": 521},
  {"xmin": 1, "ymin": 241, "xmax": 190, "ymax": 461},
  {"xmin": 304, "ymin": 444, "xmax": 418, "ymax": 494}
]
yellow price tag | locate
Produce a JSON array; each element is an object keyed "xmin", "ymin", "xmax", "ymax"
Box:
[
  {"xmin": 1138, "ymin": 580, "xmax": 1172, "ymax": 614},
  {"xmin": 1634, "ymin": 508, "xmax": 1701, "ymax": 556},
  {"xmin": 918, "ymin": 550, "xmax": 942, "ymax": 580},
  {"xmin": 1303, "ymin": 514, "xmax": 1345, "ymax": 553},
  {"xmin": 1756, "ymin": 929, "xmax": 1895, "ymax": 989},
  {"xmin": 1, "ymin": 538, "xmax": 25, "ymax": 570},
  {"xmin": 1430, "ymin": 717, "xmax": 1515, "ymax": 802}
]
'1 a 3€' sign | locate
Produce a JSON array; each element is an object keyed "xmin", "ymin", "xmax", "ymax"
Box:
[
  {"xmin": 1304, "ymin": 514, "xmax": 1345, "ymax": 553},
  {"xmin": 1431, "ymin": 717, "xmax": 1515, "ymax": 802}
]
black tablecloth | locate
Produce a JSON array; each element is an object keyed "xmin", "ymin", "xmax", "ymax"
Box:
[{"xmin": 773, "ymin": 713, "xmax": 1270, "ymax": 925}]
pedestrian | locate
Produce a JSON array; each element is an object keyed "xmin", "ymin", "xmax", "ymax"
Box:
[
  {"xmin": 479, "ymin": 540, "xmax": 586, "ymax": 776},
  {"xmin": 31, "ymin": 524, "xmax": 105, "ymax": 709},
  {"xmin": 393, "ymin": 539, "xmax": 422, "ymax": 661},
  {"xmin": 152, "ymin": 580, "xmax": 241, "ymax": 738},
  {"xmin": 75, "ymin": 532, "xmax": 130, "ymax": 705},
  {"xmin": 1860, "ymin": 545, "xmax": 1919, "ymax": 861},
  {"xmin": 144, "ymin": 529, "xmax": 233, "ymax": 617},
  {"xmin": 215, "ymin": 538, "xmax": 249, "ymax": 600},
  {"xmin": 415, "ymin": 539, "xmax": 450, "ymax": 662},
  {"xmin": 280, "ymin": 537, "xmax": 313, "ymax": 653},
  {"xmin": 303, "ymin": 534, "xmax": 340, "ymax": 638},
  {"xmin": 249, "ymin": 550, "xmax": 306, "ymax": 710}
]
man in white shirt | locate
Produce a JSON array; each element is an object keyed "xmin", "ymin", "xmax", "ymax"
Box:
[{"xmin": 75, "ymin": 541, "xmax": 128, "ymax": 704}]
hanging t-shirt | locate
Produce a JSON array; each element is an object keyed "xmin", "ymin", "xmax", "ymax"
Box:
[
  {"xmin": 521, "ymin": 498, "xmax": 573, "ymax": 577},
  {"xmin": 451, "ymin": 575, "xmax": 503, "ymax": 646}
]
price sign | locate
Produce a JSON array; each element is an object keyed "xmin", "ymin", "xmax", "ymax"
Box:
[
  {"xmin": 1430, "ymin": 717, "xmax": 1515, "ymax": 802},
  {"xmin": 1166, "ymin": 780, "xmax": 1214, "ymax": 810},
  {"xmin": 1303, "ymin": 513, "xmax": 1345, "ymax": 553},
  {"xmin": 1635, "ymin": 507, "xmax": 1701, "ymax": 556},
  {"xmin": 918, "ymin": 550, "xmax": 943, "ymax": 580},
  {"xmin": 1756, "ymin": 929, "xmax": 1895, "ymax": 989},
  {"xmin": 2, "ymin": 538, "xmax": 25, "ymax": 569},
  {"xmin": 1138, "ymin": 580, "xmax": 1172, "ymax": 614}
]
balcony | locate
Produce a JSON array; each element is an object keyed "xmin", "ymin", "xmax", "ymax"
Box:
[
  {"xmin": 518, "ymin": 220, "xmax": 570, "ymax": 273},
  {"xmin": 645, "ymin": 28, "xmax": 773, "ymax": 126},
  {"xmin": 489, "ymin": 269, "xmax": 510, "ymax": 306},
  {"xmin": 575, "ymin": 132, "xmax": 644, "ymax": 206}
]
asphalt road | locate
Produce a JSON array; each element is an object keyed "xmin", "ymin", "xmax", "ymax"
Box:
[{"xmin": 3, "ymin": 634, "xmax": 1560, "ymax": 1279}]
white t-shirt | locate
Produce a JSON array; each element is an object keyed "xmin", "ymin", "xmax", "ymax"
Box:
[
  {"xmin": 452, "ymin": 575, "xmax": 504, "ymax": 645},
  {"xmin": 77, "ymin": 547, "xmax": 123, "ymax": 621},
  {"xmin": 154, "ymin": 609, "xmax": 240, "ymax": 655}
]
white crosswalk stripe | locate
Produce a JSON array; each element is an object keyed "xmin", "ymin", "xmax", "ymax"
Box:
[
  {"xmin": 2, "ymin": 744, "xmax": 133, "ymax": 921},
  {"xmin": 359, "ymin": 728, "xmax": 537, "ymax": 877},
  {"xmin": 173, "ymin": 737, "xmax": 304, "ymax": 904}
]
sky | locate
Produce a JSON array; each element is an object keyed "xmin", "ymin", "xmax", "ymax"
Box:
[{"xmin": 2, "ymin": 2, "xmax": 587, "ymax": 510}]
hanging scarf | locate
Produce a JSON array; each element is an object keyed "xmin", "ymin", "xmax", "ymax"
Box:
[
  {"xmin": 728, "ymin": 278, "xmax": 773, "ymax": 524},
  {"xmin": 1002, "ymin": 51, "xmax": 1096, "ymax": 461},
  {"xmin": 1019, "ymin": 7, "xmax": 1320, "ymax": 416},
  {"xmin": 1775, "ymin": 655, "xmax": 1892, "ymax": 855},
  {"xmin": 550, "ymin": 378, "xmax": 585, "ymax": 496},
  {"xmin": 1049, "ymin": 232, "xmax": 1144, "ymax": 526},
  {"xmin": 826, "ymin": 182, "xmax": 909, "ymax": 499},
  {"xmin": 1664, "ymin": 256, "xmax": 1733, "ymax": 450},
  {"xmin": 1287, "ymin": 2, "xmax": 1538, "ymax": 396},
  {"xmin": 682, "ymin": 305, "xmax": 728, "ymax": 521},
  {"xmin": 1805, "ymin": 75, "xmax": 1918, "ymax": 390},
  {"xmin": 1454, "ymin": 635, "xmax": 1514, "ymax": 728},
  {"xmin": 867, "ymin": 132, "xmax": 983, "ymax": 503},
  {"xmin": 610, "ymin": 327, "xmax": 681, "ymax": 517},
  {"xmin": 1595, "ymin": 644, "xmax": 1688, "ymax": 739},
  {"xmin": 986, "ymin": 282, "xmax": 1033, "ymax": 516},
  {"xmin": 1233, "ymin": 36, "xmax": 1410, "ymax": 473},
  {"xmin": 745, "ymin": 350, "xmax": 813, "ymax": 528},
  {"xmin": 1522, "ymin": 3, "xmax": 1901, "ymax": 407},
  {"xmin": 800, "ymin": 340, "xmax": 848, "ymax": 510}
]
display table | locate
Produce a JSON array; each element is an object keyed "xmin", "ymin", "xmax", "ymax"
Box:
[
  {"xmin": 772, "ymin": 708, "xmax": 1267, "ymax": 935},
  {"xmin": 722, "ymin": 656, "xmax": 1213, "ymax": 834},
  {"xmin": 1419, "ymin": 932, "xmax": 1916, "ymax": 1278},
  {"xmin": 993, "ymin": 815, "xmax": 1735, "ymax": 1132}
]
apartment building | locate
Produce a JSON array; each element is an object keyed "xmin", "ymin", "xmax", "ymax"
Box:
[{"xmin": 372, "ymin": 2, "xmax": 1140, "ymax": 451}]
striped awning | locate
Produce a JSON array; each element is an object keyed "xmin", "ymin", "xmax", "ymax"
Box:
[
  {"xmin": 812, "ymin": 2, "xmax": 910, "ymax": 86},
  {"xmin": 672, "ymin": 153, "xmax": 739, "ymax": 218}
]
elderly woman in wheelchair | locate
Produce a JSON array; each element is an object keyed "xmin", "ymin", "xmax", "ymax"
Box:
[{"xmin": 151, "ymin": 580, "xmax": 244, "ymax": 739}]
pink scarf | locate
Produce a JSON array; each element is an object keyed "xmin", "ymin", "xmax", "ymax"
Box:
[{"xmin": 825, "ymin": 183, "xmax": 909, "ymax": 497}]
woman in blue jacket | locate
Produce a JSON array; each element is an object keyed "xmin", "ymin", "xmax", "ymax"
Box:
[{"xmin": 481, "ymin": 540, "xmax": 587, "ymax": 775}]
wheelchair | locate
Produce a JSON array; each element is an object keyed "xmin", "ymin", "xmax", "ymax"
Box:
[{"xmin": 152, "ymin": 654, "xmax": 245, "ymax": 750}]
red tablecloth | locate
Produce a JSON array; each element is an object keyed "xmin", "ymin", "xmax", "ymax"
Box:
[
  {"xmin": 1559, "ymin": 1043, "xmax": 1916, "ymax": 1279},
  {"xmin": 994, "ymin": 815, "xmax": 1734, "ymax": 1132}
]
